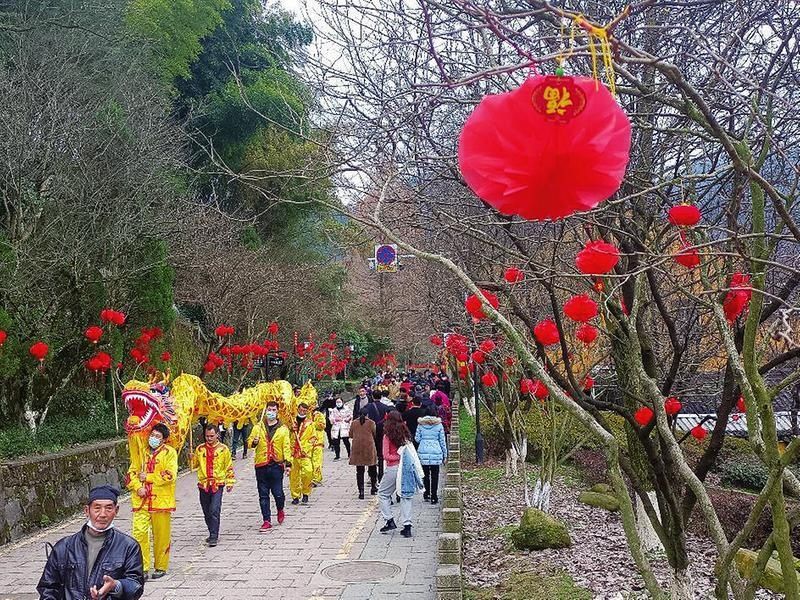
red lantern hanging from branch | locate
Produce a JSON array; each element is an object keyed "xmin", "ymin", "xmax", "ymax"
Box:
[
  {"xmin": 582, "ymin": 376, "xmax": 595, "ymax": 391},
  {"xmin": 465, "ymin": 289, "xmax": 500, "ymax": 320},
  {"xmin": 664, "ymin": 396, "xmax": 682, "ymax": 416},
  {"xmin": 215, "ymin": 324, "xmax": 235, "ymax": 338},
  {"xmin": 533, "ymin": 319, "xmax": 560, "ymax": 347},
  {"xmin": 520, "ymin": 378, "xmax": 534, "ymax": 395},
  {"xmin": 674, "ymin": 245, "xmax": 700, "ymax": 269},
  {"xmin": 723, "ymin": 273, "xmax": 752, "ymax": 323},
  {"xmin": 503, "ymin": 266, "xmax": 525, "ymax": 283},
  {"xmin": 530, "ymin": 380, "xmax": 549, "ymax": 399},
  {"xmin": 691, "ymin": 424, "xmax": 707, "ymax": 441},
  {"xmin": 668, "ymin": 204, "xmax": 701, "ymax": 227},
  {"xmin": 471, "ymin": 350, "xmax": 486, "ymax": 364},
  {"xmin": 576, "ymin": 323, "xmax": 599, "ymax": 345},
  {"xmin": 737, "ymin": 396, "xmax": 746, "ymax": 413},
  {"xmin": 634, "ymin": 406, "xmax": 654, "ymax": 426},
  {"xmin": 84, "ymin": 325, "xmax": 104, "ymax": 344},
  {"xmin": 481, "ymin": 371, "xmax": 499, "ymax": 387},
  {"xmin": 458, "ymin": 75, "xmax": 631, "ymax": 221},
  {"xmin": 268, "ymin": 321, "xmax": 279, "ymax": 336},
  {"xmin": 30, "ymin": 341, "xmax": 49, "ymax": 362},
  {"xmin": 430, "ymin": 334, "xmax": 443, "ymax": 347},
  {"xmin": 479, "ymin": 339, "xmax": 496, "ymax": 353},
  {"xmin": 0, "ymin": 330, "xmax": 6, "ymax": 346},
  {"xmin": 576, "ymin": 240, "xmax": 620, "ymax": 275},
  {"xmin": 563, "ymin": 294, "xmax": 598, "ymax": 322}
]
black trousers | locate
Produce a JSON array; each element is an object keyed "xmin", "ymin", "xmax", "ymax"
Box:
[
  {"xmin": 422, "ymin": 465, "xmax": 440, "ymax": 500},
  {"xmin": 356, "ymin": 465, "xmax": 378, "ymax": 493},
  {"xmin": 374, "ymin": 428, "xmax": 384, "ymax": 481},
  {"xmin": 332, "ymin": 437, "xmax": 351, "ymax": 458},
  {"xmin": 255, "ymin": 463, "xmax": 285, "ymax": 522},
  {"xmin": 199, "ymin": 488, "xmax": 224, "ymax": 539}
]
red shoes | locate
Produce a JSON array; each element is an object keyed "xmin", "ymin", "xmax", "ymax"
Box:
[
  {"xmin": 259, "ymin": 520, "xmax": 272, "ymax": 532},
  {"xmin": 277, "ymin": 510, "xmax": 285, "ymax": 524}
]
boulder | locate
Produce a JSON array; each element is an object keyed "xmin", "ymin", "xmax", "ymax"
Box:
[
  {"xmin": 578, "ymin": 490, "xmax": 620, "ymax": 512},
  {"xmin": 510, "ymin": 508, "xmax": 570, "ymax": 550},
  {"xmin": 589, "ymin": 483, "xmax": 613, "ymax": 494},
  {"xmin": 735, "ymin": 548, "xmax": 799, "ymax": 593}
]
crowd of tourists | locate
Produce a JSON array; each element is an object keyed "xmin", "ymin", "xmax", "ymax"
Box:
[{"xmin": 35, "ymin": 370, "xmax": 451, "ymax": 599}]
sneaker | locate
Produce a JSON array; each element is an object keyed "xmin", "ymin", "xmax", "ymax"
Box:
[
  {"xmin": 207, "ymin": 538, "xmax": 218, "ymax": 547},
  {"xmin": 301, "ymin": 494, "xmax": 309, "ymax": 504},
  {"xmin": 291, "ymin": 498, "xmax": 300, "ymax": 505},
  {"xmin": 380, "ymin": 518, "xmax": 397, "ymax": 533},
  {"xmin": 370, "ymin": 486, "xmax": 378, "ymax": 496},
  {"xmin": 277, "ymin": 510, "xmax": 285, "ymax": 524},
  {"xmin": 152, "ymin": 570, "xmax": 167, "ymax": 580},
  {"xmin": 423, "ymin": 492, "xmax": 430, "ymax": 501},
  {"xmin": 358, "ymin": 492, "xmax": 364, "ymax": 500},
  {"xmin": 401, "ymin": 525, "xmax": 412, "ymax": 538},
  {"xmin": 260, "ymin": 520, "xmax": 272, "ymax": 532},
  {"xmin": 431, "ymin": 497, "xmax": 439, "ymax": 505},
  {"xmin": 204, "ymin": 536, "xmax": 211, "ymax": 544},
  {"xmin": 334, "ymin": 456, "xmax": 340, "ymax": 461}
]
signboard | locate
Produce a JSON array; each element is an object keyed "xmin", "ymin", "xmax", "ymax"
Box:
[
  {"xmin": 374, "ymin": 244, "xmax": 398, "ymax": 273},
  {"xmin": 267, "ymin": 355, "xmax": 285, "ymax": 367}
]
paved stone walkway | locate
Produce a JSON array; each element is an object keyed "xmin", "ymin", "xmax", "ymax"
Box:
[{"xmin": 0, "ymin": 434, "xmax": 440, "ymax": 600}]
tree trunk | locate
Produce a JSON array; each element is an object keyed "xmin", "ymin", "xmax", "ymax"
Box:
[
  {"xmin": 464, "ymin": 394, "xmax": 476, "ymax": 417},
  {"xmin": 505, "ymin": 446, "xmax": 520, "ymax": 477},
  {"xmin": 670, "ymin": 567, "xmax": 694, "ymax": 600},
  {"xmin": 531, "ymin": 477, "xmax": 552, "ymax": 512},
  {"xmin": 636, "ymin": 490, "xmax": 664, "ymax": 553}
]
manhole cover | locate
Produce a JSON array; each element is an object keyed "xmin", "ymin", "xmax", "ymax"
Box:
[{"xmin": 321, "ymin": 560, "xmax": 401, "ymax": 582}]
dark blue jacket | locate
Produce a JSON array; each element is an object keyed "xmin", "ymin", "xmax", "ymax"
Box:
[{"xmin": 37, "ymin": 525, "xmax": 144, "ymax": 600}]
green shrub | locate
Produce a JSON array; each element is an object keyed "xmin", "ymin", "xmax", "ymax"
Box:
[
  {"xmin": 0, "ymin": 412, "xmax": 120, "ymax": 459},
  {"xmin": 720, "ymin": 460, "xmax": 769, "ymax": 491},
  {"xmin": 510, "ymin": 508, "xmax": 571, "ymax": 550}
]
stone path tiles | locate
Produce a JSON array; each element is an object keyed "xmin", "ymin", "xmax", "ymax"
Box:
[{"xmin": 0, "ymin": 422, "xmax": 440, "ymax": 600}]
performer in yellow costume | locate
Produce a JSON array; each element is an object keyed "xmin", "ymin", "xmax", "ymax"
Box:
[
  {"xmin": 191, "ymin": 424, "xmax": 235, "ymax": 546},
  {"xmin": 289, "ymin": 402, "xmax": 316, "ymax": 505},
  {"xmin": 311, "ymin": 407, "xmax": 326, "ymax": 485},
  {"xmin": 126, "ymin": 423, "xmax": 177, "ymax": 578},
  {"xmin": 249, "ymin": 400, "xmax": 293, "ymax": 531}
]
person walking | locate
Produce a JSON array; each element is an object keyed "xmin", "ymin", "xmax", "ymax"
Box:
[
  {"xmin": 378, "ymin": 411, "xmax": 424, "ymax": 538},
  {"xmin": 353, "ymin": 386, "xmax": 369, "ymax": 419},
  {"xmin": 349, "ymin": 411, "xmax": 378, "ymax": 498},
  {"xmin": 363, "ymin": 389, "xmax": 392, "ymax": 481},
  {"xmin": 126, "ymin": 423, "xmax": 177, "ymax": 579},
  {"xmin": 319, "ymin": 392, "xmax": 337, "ymax": 449},
  {"xmin": 192, "ymin": 424, "xmax": 235, "ymax": 546},
  {"xmin": 328, "ymin": 396, "xmax": 352, "ymax": 460},
  {"xmin": 231, "ymin": 420, "xmax": 252, "ymax": 459},
  {"xmin": 249, "ymin": 400, "xmax": 292, "ymax": 531},
  {"xmin": 415, "ymin": 409, "xmax": 447, "ymax": 504},
  {"xmin": 289, "ymin": 402, "xmax": 316, "ymax": 505},
  {"xmin": 37, "ymin": 485, "xmax": 144, "ymax": 599},
  {"xmin": 403, "ymin": 395, "xmax": 427, "ymax": 448}
]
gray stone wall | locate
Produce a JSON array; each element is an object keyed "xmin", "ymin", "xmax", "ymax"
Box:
[
  {"xmin": 0, "ymin": 438, "xmax": 128, "ymax": 546},
  {"xmin": 437, "ymin": 406, "xmax": 463, "ymax": 600}
]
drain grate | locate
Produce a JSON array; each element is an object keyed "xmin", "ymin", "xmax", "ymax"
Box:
[{"xmin": 321, "ymin": 560, "xmax": 401, "ymax": 583}]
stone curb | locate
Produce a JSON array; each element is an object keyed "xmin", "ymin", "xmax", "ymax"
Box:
[{"xmin": 437, "ymin": 402, "xmax": 464, "ymax": 599}]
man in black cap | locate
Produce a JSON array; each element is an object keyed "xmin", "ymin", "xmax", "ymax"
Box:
[{"xmin": 37, "ymin": 484, "xmax": 145, "ymax": 599}]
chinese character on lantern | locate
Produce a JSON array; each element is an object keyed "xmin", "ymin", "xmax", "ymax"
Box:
[{"xmin": 543, "ymin": 86, "xmax": 573, "ymax": 115}]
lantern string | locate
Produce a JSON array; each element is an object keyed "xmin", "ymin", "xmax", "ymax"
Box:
[{"xmin": 573, "ymin": 16, "xmax": 617, "ymax": 97}]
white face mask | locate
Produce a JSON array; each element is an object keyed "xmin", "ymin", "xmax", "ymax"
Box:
[
  {"xmin": 86, "ymin": 519, "xmax": 114, "ymax": 533},
  {"xmin": 266, "ymin": 411, "xmax": 277, "ymax": 421},
  {"xmin": 336, "ymin": 401, "xmax": 343, "ymax": 408}
]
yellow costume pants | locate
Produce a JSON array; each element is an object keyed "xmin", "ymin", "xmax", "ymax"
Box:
[
  {"xmin": 132, "ymin": 510, "xmax": 172, "ymax": 572},
  {"xmin": 289, "ymin": 457, "xmax": 313, "ymax": 499},
  {"xmin": 312, "ymin": 445, "xmax": 324, "ymax": 484}
]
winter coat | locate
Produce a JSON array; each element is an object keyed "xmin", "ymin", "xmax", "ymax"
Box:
[
  {"xmin": 349, "ymin": 417, "xmax": 378, "ymax": 466},
  {"xmin": 415, "ymin": 416, "xmax": 448, "ymax": 465},
  {"xmin": 328, "ymin": 406, "xmax": 352, "ymax": 439},
  {"xmin": 403, "ymin": 406, "xmax": 427, "ymax": 440},
  {"xmin": 436, "ymin": 401, "xmax": 452, "ymax": 433},
  {"xmin": 396, "ymin": 443, "xmax": 425, "ymax": 498},
  {"xmin": 37, "ymin": 525, "xmax": 145, "ymax": 600}
]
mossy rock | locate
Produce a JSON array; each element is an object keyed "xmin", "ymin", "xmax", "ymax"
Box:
[
  {"xmin": 589, "ymin": 483, "xmax": 613, "ymax": 494},
  {"xmin": 510, "ymin": 508, "xmax": 570, "ymax": 550},
  {"xmin": 735, "ymin": 548, "xmax": 800, "ymax": 593},
  {"xmin": 578, "ymin": 491, "xmax": 620, "ymax": 512}
]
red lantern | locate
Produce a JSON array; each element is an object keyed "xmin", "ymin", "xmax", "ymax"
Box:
[
  {"xmin": 576, "ymin": 324, "xmax": 599, "ymax": 345},
  {"xmin": 504, "ymin": 266, "xmax": 525, "ymax": 283},
  {"xmin": 505, "ymin": 356, "xmax": 515, "ymax": 367},
  {"xmin": 723, "ymin": 273, "xmax": 752, "ymax": 323},
  {"xmin": 691, "ymin": 424, "xmax": 707, "ymax": 441},
  {"xmin": 215, "ymin": 324, "xmax": 234, "ymax": 337},
  {"xmin": 29, "ymin": 341, "xmax": 49, "ymax": 362},
  {"xmin": 458, "ymin": 365, "xmax": 469, "ymax": 380},
  {"xmin": 481, "ymin": 371, "xmax": 499, "ymax": 387},
  {"xmin": 479, "ymin": 339, "xmax": 496, "ymax": 353},
  {"xmin": 530, "ymin": 380, "xmax": 549, "ymax": 399},
  {"xmin": 471, "ymin": 350, "xmax": 486, "ymax": 364},
  {"xmin": 582, "ymin": 376, "xmax": 595, "ymax": 391},
  {"xmin": 84, "ymin": 325, "xmax": 103, "ymax": 344},
  {"xmin": 533, "ymin": 319, "xmax": 560, "ymax": 346},
  {"xmin": 0, "ymin": 330, "xmax": 6, "ymax": 346},
  {"xmin": 86, "ymin": 351, "xmax": 112, "ymax": 373},
  {"xmin": 100, "ymin": 309, "xmax": 126, "ymax": 326},
  {"xmin": 576, "ymin": 240, "xmax": 620, "ymax": 275},
  {"xmin": 456, "ymin": 351, "xmax": 469, "ymax": 363},
  {"xmin": 674, "ymin": 245, "xmax": 700, "ymax": 269},
  {"xmin": 202, "ymin": 360, "xmax": 216, "ymax": 373},
  {"xmin": 430, "ymin": 335, "xmax": 443, "ymax": 346},
  {"xmin": 737, "ymin": 396, "xmax": 746, "ymax": 412},
  {"xmin": 458, "ymin": 75, "xmax": 631, "ymax": 221},
  {"xmin": 465, "ymin": 289, "xmax": 500, "ymax": 320},
  {"xmin": 520, "ymin": 378, "xmax": 534, "ymax": 395},
  {"xmin": 664, "ymin": 396, "xmax": 682, "ymax": 416},
  {"xmin": 563, "ymin": 294, "xmax": 598, "ymax": 322},
  {"xmin": 634, "ymin": 406, "xmax": 654, "ymax": 426},
  {"xmin": 668, "ymin": 204, "xmax": 701, "ymax": 227},
  {"xmin": 267, "ymin": 321, "xmax": 279, "ymax": 336},
  {"xmin": 161, "ymin": 351, "xmax": 171, "ymax": 362}
]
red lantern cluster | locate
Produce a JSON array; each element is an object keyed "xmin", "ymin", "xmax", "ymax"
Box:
[
  {"xmin": 86, "ymin": 351, "xmax": 112, "ymax": 373},
  {"xmin": 458, "ymin": 75, "xmax": 631, "ymax": 221},
  {"xmin": 576, "ymin": 240, "xmax": 619, "ymax": 276},
  {"xmin": 634, "ymin": 406, "xmax": 654, "ymax": 426},
  {"xmin": 668, "ymin": 204, "xmax": 701, "ymax": 227},
  {"xmin": 481, "ymin": 371, "xmax": 498, "ymax": 388},
  {"xmin": 100, "ymin": 308, "xmax": 126, "ymax": 326},
  {"xmin": 465, "ymin": 289, "xmax": 500, "ymax": 320},
  {"xmin": 563, "ymin": 294, "xmax": 598, "ymax": 322},
  {"xmin": 723, "ymin": 273, "xmax": 752, "ymax": 323},
  {"xmin": 29, "ymin": 341, "xmax": 49, "ymax": 362},
  {"xmin": 84, "ymin": 325, "xmax": 104, "ymax": 344},
  {"xmin": 445, "ymin": 333, "xmax": 469, "ymax": 357},
  {"xmin": 215, "ymin": 324, "xmax": 235, "ymax": 337},
  {"xmin": 504, "ymin": 266, "xmax": 525, "ymax": 283},
  {"xmin": 533, "ymin": 319, "xmax": 560, "ymax": 346},
  {"xmin": 664, "ymin": 396, "xmax": 682, "ymax": 416},
  {"xmin": 576, "ymin": 323, "xmax": 599, "ymax": 345}
]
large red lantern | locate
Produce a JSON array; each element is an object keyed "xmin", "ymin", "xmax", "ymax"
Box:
[
  {"xmin": 215, "ymin": 324, "xmax": 235, "ymax": 337},
  {"xmin": 634, "ymin": 406, "xmax": 653, "ymax": 426},
  {"xmin": 576, "ymin": 323, "xmax": 599, "ymax": 345},
  {"xmin": 458, "ymin": 75, "xmax": 631, "ymax": 221},
  {"xmin": 29, "ymin": 341, "xmax": 49, "ymax": 362},
  {"xmin": 723, "ymin": 273, "xmax": 752, "ymax": 323},
  {"xmin": 563, "ymin": 294, "xmax": 598, "ymax": 322},
  {"xmin": 533, "ymin": 319, "xmax": 560, "ymax": 346},
  {"xmin": 84, "ymin": 325, "xmax": 104, "ymax": 344},
  {"xmin": 664, "ymin": 396, "xmax": 682, "ymax": 416},
  {"xmin": 668, "ymin": 204, "xmax": 701, "ymax": 227},
  {"xmin": 520, "ymin": 378, "xmax": 534, "ymax": 395},
  {"xmin": 576, "ymin": 240, "xmax": 619, "ymax": 275},
  {"xmin": 504, "ymin": 266, "xmax": 525, "ymax": 283},
  {"xmin": 465, "ymin": 289, "xmax": 500, "ymax": 320}
]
